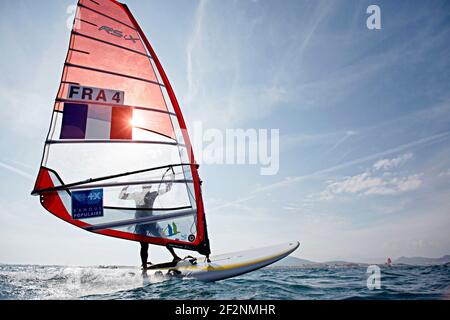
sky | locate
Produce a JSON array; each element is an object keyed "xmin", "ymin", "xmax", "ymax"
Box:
[{"xmin": 0, "ymin": 0, "xmax": 450, "ymax": 266}]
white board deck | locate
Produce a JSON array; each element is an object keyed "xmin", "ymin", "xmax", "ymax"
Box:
[{"xmin": 146, "ymin": 241, "xmax": 300, "ymax": 282}]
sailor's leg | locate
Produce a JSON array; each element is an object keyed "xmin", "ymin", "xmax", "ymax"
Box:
[
  {"xmin": 140, "ymin": 241, "xmax": 149, "ymax": 268},
  {"xmin": 167, "ymin": 246, "xmax": 181, "ymax": 262}
]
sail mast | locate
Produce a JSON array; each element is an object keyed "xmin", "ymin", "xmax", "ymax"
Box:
[{"xmin": 120, "ymin": 3, "xmax": 210, "ymax": 256}]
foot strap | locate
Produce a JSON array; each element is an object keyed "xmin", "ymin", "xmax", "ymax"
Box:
[{"xmin": 184, "ymin": 255, "xmax": 197, "ymax": 265}]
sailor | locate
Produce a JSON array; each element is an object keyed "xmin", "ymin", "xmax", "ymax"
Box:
[{"xmin": 119, "ymin": 177, "xmax": 181, "ymax": 271}]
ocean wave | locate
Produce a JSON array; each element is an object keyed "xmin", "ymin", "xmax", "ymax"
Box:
[{"xmin": 0, "ymin": 265, "xmax": 448, "ymax": 300}]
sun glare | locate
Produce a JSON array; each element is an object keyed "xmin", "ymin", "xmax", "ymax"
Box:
[{"xmin": 130, "ymin": 116, "xmax": 141, "ymax": 127}]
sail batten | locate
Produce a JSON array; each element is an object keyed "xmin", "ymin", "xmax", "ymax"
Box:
[
  {"xmin": 65, "ymin": 63, "xmax": 164, "ymax": 86},
  {"xmin": 32, "ymin": 0, "xmax": 211, "ymax": 256},
  {"xmin": 84, "ymin": 209, "xmax": 197, "ymax": 232},
  {"xmin": 32, "ymin": 163, "xmax": 194, "ymax": 195},
  {"xmin": 45, "ymin": 139, "xmax": 181, "ymax": 146},
  {"xmin": 55, "ymin": 98, "xmax": 177, "ymax": 116},
  {"xmin": 72, "ymin": 30, "xmax": 152, "ymax": 58},
  {"xmin": 78, "ymin": 3, "xmax": 136, "ymax": 30},
  {"xmin": 36, "ymin": 179, "xmax": 194, "ymax": 193}
]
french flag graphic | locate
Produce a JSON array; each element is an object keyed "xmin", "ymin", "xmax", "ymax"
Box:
[{"xmin": 60, "ymin": 103, "xmax": 133, "ymax": 140}]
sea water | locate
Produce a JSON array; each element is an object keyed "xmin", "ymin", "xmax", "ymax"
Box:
[{"xmin": 0, "ymin": 264, "xmax": 449, "ymax": 300}]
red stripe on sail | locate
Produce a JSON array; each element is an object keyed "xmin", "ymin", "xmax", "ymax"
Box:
[{"xmin": 110, "ymin": 106, "xmax": 132, "ymax": 139}]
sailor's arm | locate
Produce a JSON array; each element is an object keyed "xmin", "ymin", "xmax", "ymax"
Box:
[
  {"xmin": 119, "ymin": 186, "xmax": 130, "ymax": 200},
  {"xmin": 158, "ymin": 181, "xmax": 173, "ymax": 196},
  {"xmin": 158, "ymin": 173, "xmax": 174, "ymax": 196}
]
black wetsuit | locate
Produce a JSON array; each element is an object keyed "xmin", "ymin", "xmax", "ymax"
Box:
[
  {"xmin": 119, "ymin": 189, "xmax": 163, "ymax": 237},
  {"xmin": 140, "ymin": 242, "xmax": 149, "ymax": 268},
  {"xmin": 119, "ymin": 185, "xmax": 178, "ymax": 267}
]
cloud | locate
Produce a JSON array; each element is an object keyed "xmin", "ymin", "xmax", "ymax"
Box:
[
  {"xmin": 438, "ymin": 169, "xmax": 450, "ymax": 177},
  {"xmin": 185, "ymin": 0, "xmax": 207, "ymax": 108},
  {"xmin": 322, "ymin": 172, "xmax": 422, "ymax": 199},
  {"xmin": 209, "ymin": 131, "xmax": 450, "ymax": 212},
  {"xmin": 364, "ymin": 174, "xmax": 422, "ymax": 195},
  {"xmin": 258, "ymin": 132, "xmax": 447, "ymax": 194},
  {"xmin": 0, "ymin": 160, "xmax": 34, "ymax": 180},
  {"xmin": 323, "ymin": 172, "xmax": 382, "ymax": 196},
  {"xmin": 373, "ymin": 153, "xmax": 413, "ymax": 171},
  {"xmin": 324, "ymin": 130, "xmax": 358, "ymax": 155},
  {"xmin": 182, "ymin": 0, "xmax": 337, "ymax": 127},
  {"xmin": 319, "ymin": 153, "xmax": 421, "ymax": 199}
]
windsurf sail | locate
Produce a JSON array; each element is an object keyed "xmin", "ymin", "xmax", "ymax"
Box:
[{"xmin": 31, "ymin": 0, "xmax": 211, "ymax": 257}]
